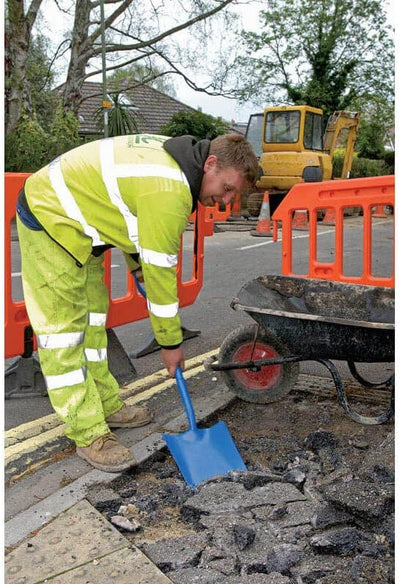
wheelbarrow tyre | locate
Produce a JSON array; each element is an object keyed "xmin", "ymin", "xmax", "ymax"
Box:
[{"xmin": 219, "ymin": 324, "xmax": 299, "ymax": 403}]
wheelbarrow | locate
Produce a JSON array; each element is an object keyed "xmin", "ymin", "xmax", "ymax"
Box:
[{"xmin": 211, "ymin": 275, "xmax": 394, "ymax": 425}]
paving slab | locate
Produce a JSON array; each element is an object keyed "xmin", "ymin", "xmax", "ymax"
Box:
[{"xmin": 5, "ymin": 499, "xmax": 171, "ymax": 584}]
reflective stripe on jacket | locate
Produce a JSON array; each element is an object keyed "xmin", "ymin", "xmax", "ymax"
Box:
[{"xmin": 24, "ymin": 134, "xmax": 193, "ymax": 347}]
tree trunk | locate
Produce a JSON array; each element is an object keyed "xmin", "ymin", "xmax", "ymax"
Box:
[
  {"xmin": 5, "ymin": 1, "xmax": 35, "ymax": 134},
  {"xmin": 5, "ymin": 0, "xmax": 43, "ymax": 134},
  {"xmin": 61, "ymin": 0, "xmax": 93, "ymax": 113}
]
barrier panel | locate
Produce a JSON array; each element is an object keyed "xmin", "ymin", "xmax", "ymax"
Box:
[
  {"xmin": 205, "ymin": 202, "xmax": 231, "ymax": 222},
  {"xmin": 5, "ymin": 173, "xmax": 208, "ymax": 359},
  {"xmin": 272, "ymin": 175, "xmax": 394, "ymax": 287}
]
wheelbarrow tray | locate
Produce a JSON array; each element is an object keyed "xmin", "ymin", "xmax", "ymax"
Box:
[{"xmin": 231, "ymin": 276, "xmax": 394, "ymax": 363}]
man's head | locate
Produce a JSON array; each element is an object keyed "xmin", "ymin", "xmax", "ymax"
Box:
[{"xmin": 198, "ymin": 133, "xmax": 259, "ymax": 207}]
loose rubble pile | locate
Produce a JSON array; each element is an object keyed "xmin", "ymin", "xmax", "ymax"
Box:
[{"xmin": 87, "ymin": 422, "xmax": 394, "ymax": 584}]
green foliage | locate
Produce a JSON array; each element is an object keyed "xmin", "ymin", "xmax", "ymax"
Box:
[
  {"xmin": 5, "ymin": 115, "xmax": 48, "ymax": 172},
  {"xmin": 350, "ymin": 157, "xmax": 391, "ymax": 178},
  {"xmin": 47, "ymin": 104, "xmax": 81, "ymax": 160},
  {"xmin": 332, "ymin": 150, "xmax": 390, "ymax": 178},
  {"xmin": 95, "ymin": 92, "xmax": 141, "ymax": 137},
  {"xmin": 160, "ymin": 109, "xmax": 229, "ymax": 140},
  {"xmin": 383, "ymin": 151, "xmax": 394, "ymax": 174},
  {"xmin": 26, "ymin": 35, "xmax": 58, "ymax": 131},
  {"xmin": 356, "ymin": 115, "xmax": 387, "ymax": 160},
  {"xmin": 5, "ymin": 107, "xmax": 82, "ymax": 172},
  {"xmin": 236, "ymin": 0, "xmax": 394, "ymax": 118}
]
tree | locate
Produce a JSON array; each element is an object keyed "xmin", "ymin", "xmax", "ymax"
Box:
[
  {"xmin": 161, "ymin": 109, "xmax": 229, "ymax": 140},
  {"xmin": 235, "ymin": 0, "xmax": 394, "ymax": 117},
  {"xmin": 5, "ymin": 0, "xmax": 237, "ymax": 134},
  {"xmin": 109, "ymin": 64, "xmax": 177, "ymax": 98},
  {"xmin": 94, "ymin": 91, "xmax": 141, "ymax": 136},
  {"xmin": 62, "ymin": 0, "xmax": 236, "ymax": 114},
  {"xmin": 5, "ymin": 0, "xmax": 43, "ymax": 134},
  {"xmin": 25, "ymin": 34, "xmax": 60, "ymax": 131}
]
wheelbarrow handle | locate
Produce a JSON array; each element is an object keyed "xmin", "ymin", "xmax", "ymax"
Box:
[{"xmin": 175, "ymin": 366, "xmax": 198, "ymax": 432}]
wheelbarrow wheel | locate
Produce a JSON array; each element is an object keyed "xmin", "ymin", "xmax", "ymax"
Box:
[{"xmin": 219, "ymin": 324, "xmax": 299, "ymax": 403}]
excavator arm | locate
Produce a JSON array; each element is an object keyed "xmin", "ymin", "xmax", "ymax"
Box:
[{"xmin": 323, "ymin": 111, "xmax": 361, "ymax": 179}]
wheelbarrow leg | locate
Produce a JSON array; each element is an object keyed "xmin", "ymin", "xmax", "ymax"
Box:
[
  {"xmin": 347, "ymin": 360, "xmax": 393, "ymax": 389},
  {"xmin": 317, "ymin": 359, "xmax": 394, "ymax": 425}
]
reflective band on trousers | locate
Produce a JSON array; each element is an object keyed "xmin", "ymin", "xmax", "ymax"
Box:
[
  {"xmin": 37, "ymin": 331, "xmax": 84, "ymax": 349},
  {"xmin": 139, "ymin": 247, "xmax": 178, "ymax": 267},
  {"xmin": 45, "ymin": 367, "xmax": 86, "ymax": 391},
  {"xmin": 48, "ymin": 158, "xmax": 105, "ymax": 246},
  {"xmin": 147, "ymin": 300, "xmax": 179, "ymax": 318},
  {"xmin": 88, "ymin": 312, "xmax": 107, "ymax": 326},
  {"xmin": 100, "ymin": 140, "xmax": 139, "ymax": 246},
  {"xmin": 84, "ymin": 348, "xmax": 107, "ymax": 362}
]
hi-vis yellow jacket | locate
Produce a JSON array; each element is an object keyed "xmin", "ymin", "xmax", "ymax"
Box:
[{"xmin": 24, "ymin": 134, "xmax": 196, "ymax": 348}]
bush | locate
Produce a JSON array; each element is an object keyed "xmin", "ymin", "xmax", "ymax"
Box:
[
  {"xmin": 5, "ymin": 115, "xmax": 48, "ymax": 172},
  {"xmin": 47, "ymin": 104, "xmax": 81, "ymax": 160},
  {"xmin": 5, "ymin": 107, "xmax": 82, "ymax": 172},
  {"xmin": 332, "ymin": 149, "xmax": 391, "ymax": 178},
  {"xmin": 161, "ymin": 109, "xmax": 229, "ymax": 140},
  {"xmin": 383, "ymin": 151, "xmax": 395, "ymax": 174},
  {"xmin": 350, "ymin": 157, "xmax": 390, "ymax": 178}
]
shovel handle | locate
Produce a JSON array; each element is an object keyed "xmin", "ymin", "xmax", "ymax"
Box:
[
  {"xmin": 175, "ymin": 366, "xmax": 198, "ymax": 431},
  {"xmin": 132, "ymin": 275, "xmax": 197, "ymax": 430},
  {"xmin": 133, "ymin": 271, "xmax": 147, "ymax": 298}
]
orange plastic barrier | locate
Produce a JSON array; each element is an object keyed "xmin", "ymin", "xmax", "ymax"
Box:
[
  {"xmin": 5, "ymin": 173, "xmax": 32, "ymax": 358},
  {"xmin": 5, "ymin": 173, "xmax": 208, "ymax": 358},
  {"xmin": 272, "ymin": 175, "xmax": 394, "ymax": 287},
  {"xmin": 205, "ymin": 202, "xmax": 231, "ymax": 222}
]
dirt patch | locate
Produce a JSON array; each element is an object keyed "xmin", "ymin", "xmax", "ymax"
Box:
[{"xmin": 88, "ymin": 387, "xmax": 394, "ymax": 583}]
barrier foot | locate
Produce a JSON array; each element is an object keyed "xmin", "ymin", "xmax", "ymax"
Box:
[
  {"xmin": 107, "ymin": 328, "xmax": 137, "ymax": 386},
  {"xmin": 5, "ymin": 356, "xmax": 47, "ymax": 399},
  {"xmin": 130, "ymin": 326, "xmax": 201, "ymax": 359}
]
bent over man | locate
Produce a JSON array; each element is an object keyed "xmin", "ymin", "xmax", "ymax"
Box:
[{"xmin": 17, "ymin": 132, "xmax": 259, "ymax": 472}]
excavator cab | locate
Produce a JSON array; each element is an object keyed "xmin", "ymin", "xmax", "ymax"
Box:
[{"xmin": 244, "ymin": 105, "xmax": 360, "ymax": 216}]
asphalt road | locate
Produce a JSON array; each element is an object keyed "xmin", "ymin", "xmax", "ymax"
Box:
[{"xmin": 5, "ymin": 216, "xmax": 394, "ymax": 429}]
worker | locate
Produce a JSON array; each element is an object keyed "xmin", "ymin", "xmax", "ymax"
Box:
[{"xmin": 16, "ymin": 132, "xmax": 259, "ymax": 473}]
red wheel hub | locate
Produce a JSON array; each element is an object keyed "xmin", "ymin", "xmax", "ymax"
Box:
[{"xmin": 232, "ymin": 341, "xmax": 283, "ymax": 391}]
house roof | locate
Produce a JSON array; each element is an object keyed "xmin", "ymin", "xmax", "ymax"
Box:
[{"xmin": 59, "ymin": 81, "xmax": 198, "ymax": 136}]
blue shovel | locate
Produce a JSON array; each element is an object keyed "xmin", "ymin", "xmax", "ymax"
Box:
[
  {"xmin": 133, "ymin": 272, "xmax": 247, "ymax": 487},
  {"xmin": 164, "ymin": 365, "xmax": 247, "ymax": 487}
]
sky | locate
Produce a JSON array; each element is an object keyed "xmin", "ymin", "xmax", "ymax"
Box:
[
  {"xmin": 36, "ymin": 0, "xmax": 265, "ymax": 124},
  {"xmin": 37, "ymin": 0, "xmax": 396, "ymax": 125},
  {"xmin": 173, "ymin": 0, "xmax": 397, "ymax": 123}
]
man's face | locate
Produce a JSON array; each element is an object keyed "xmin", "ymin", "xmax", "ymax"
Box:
[{"xmin": 199, "ymin": 155, "xmax": 246, "ymax": 207}]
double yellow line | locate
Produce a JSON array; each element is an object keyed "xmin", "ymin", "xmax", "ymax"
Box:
[{"xmin": 5, "ymin": 349, "xmax": 219, "ymax": 478}]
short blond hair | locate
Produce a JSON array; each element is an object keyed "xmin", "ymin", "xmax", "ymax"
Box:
[{"xmin": 209, "ymin": 133, "xmax": 259, "ymax": 188}]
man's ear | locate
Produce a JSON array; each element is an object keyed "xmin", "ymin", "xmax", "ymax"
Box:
[{"xmin": 203, "ymin": 155, "xmax": 218, "ymax": 173}]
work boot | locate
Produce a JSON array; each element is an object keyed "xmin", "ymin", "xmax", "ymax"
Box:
[
  {"xmin": 76, "ymin": 432, "xmax": 135, "ymax": 472},
  {"xmin": 106, "ymin": 403, "xmax": 153, "ymax": 428}
]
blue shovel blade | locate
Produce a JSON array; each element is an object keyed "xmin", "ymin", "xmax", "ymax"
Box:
[{"xmin": 163, "ymin": 420, "xmax": 247, "ymax": 487}]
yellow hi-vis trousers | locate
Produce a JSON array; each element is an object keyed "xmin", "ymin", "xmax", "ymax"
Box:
[{"xmin": 17, "ymin": 217, "xmax": 124, "ymax": 447}]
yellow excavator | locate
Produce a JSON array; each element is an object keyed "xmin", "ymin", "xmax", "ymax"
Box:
[{"xmin": 245, "ymin": 105, "xmax": 360, "ymax": 215}]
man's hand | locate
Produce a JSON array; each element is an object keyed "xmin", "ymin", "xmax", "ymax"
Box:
[
  {"xmin": 133, "ymin": 268, "xmax": 144, "ymax": 283},
  {"xmin": 161, "ymin": 347, "xmax": 185, "ymax": 378}
]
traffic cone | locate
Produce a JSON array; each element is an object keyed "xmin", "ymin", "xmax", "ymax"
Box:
[
  {"xmin": 372, "ymin": 205, "xmax": 387, "ymax": 218},
  {"xmin": 322, "ymin": 207, "xmax": 336, "ymax": 225},
  {"xmin": 227, "ymin": 193, "xmax": 243, "ymax": 221},
  {"xmin": 251, "ymin": 191, "xmax": 273, "ymax": 237},
  {"xmin": 292, "ymin": 209, "xmax": 309, "ymax": 230}
]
